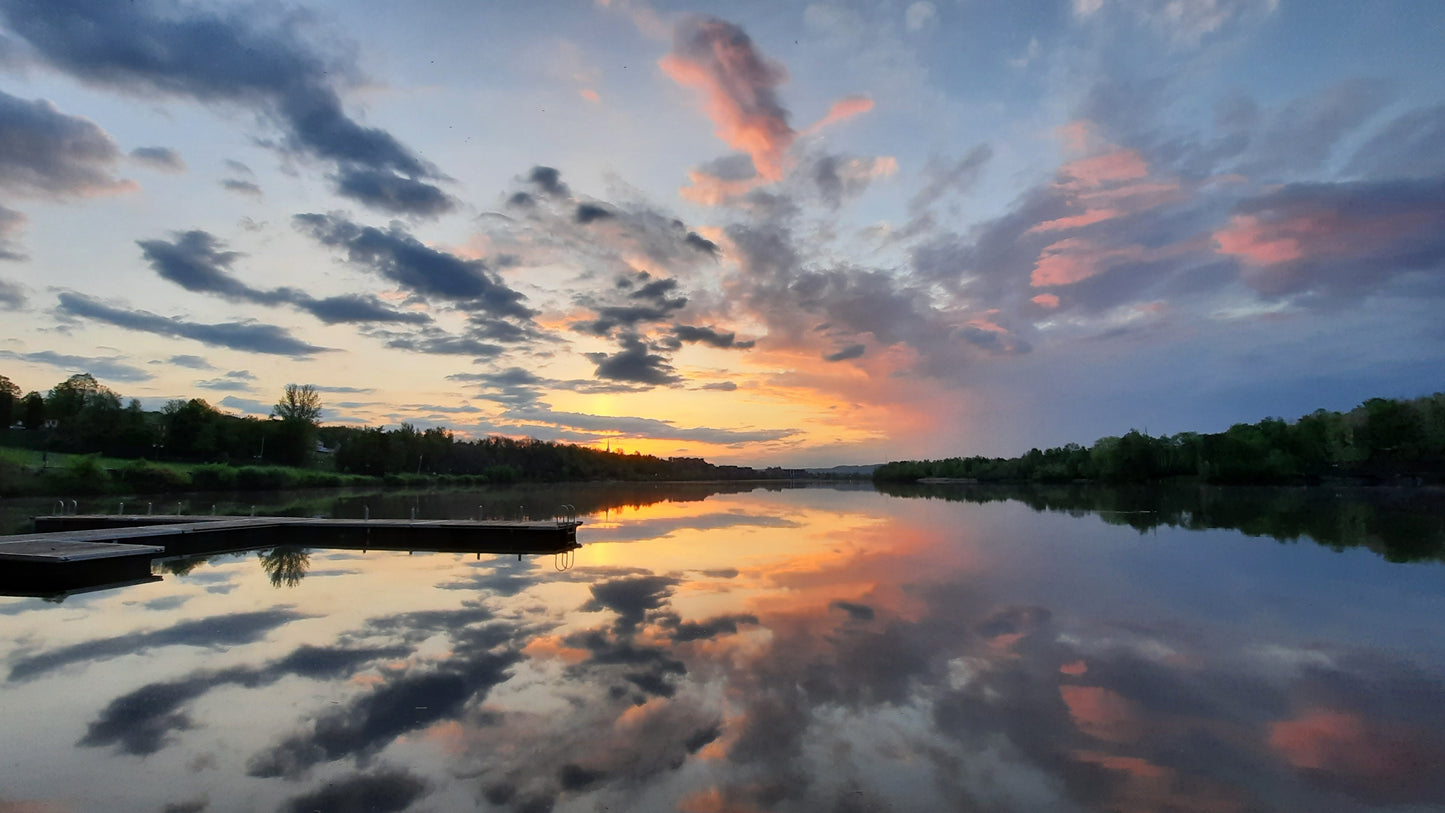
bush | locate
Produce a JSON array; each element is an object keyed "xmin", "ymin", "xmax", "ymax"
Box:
[
  {"xmin": 114, "ymin": 460, "xmax": 190, "ymax": 492},
  {"xmin": 235, "ymin": 466, "xmax": 294, "ymax": 490},
  {"xmin": 44, "ymin": 454, "xmax": 111, "ymax": 494},
  {"xmin": 190, "ymin": 464, "xmax": 238, "ymax": 490}
]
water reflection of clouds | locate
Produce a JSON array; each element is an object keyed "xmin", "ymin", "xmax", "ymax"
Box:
[
  {"xmin": 2, "ymin": 488, "xmax": 1442, "ymax": 810},
  {"xmin": 7, "ymin": 608, "xmax": 310, "ymax": 682}
]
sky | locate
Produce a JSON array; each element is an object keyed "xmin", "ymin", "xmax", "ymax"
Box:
[{"xmin": 0, "ymin": 0, "xmax": 1442, "ymax": 467}]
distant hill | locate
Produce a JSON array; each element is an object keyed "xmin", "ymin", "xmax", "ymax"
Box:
[{"xmin": 801, "ymin": 464, "xmax": 881, "ymax": 476}]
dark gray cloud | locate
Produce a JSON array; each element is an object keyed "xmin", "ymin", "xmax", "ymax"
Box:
[
  {"xmin": 0, "ymin": 0, "xmax": 450, "ymax": 215},
  {"xmin": 282, "ymin": 769, "xmax": 428, "ymax": 813},
  {"xmin": 1224, "ymin": 175, "xmax": 1445, "ymax": 302},
  {"xmin": 580, "ymin": 575, "xmax": 678, "ymax": 632},
  {"xmin": 585, "ymin": 334, "xmax": 682, "ymax": 386},
  {"xmin": 672, "ymin": 324, "xmax": 754, "ymax": 349},
  {"xmin": 0, "ymin": 88, "xmax": 129, "ymax": 197},
  {"xmin": 0, "ymin": 276, "xmax": 25, "ymax": 308},
  {"xmin": 306, "ymin": 383, "xmax": 372, "ymax": 394},
  {"xmin": 909, "ymin": 145, "xmax": 993, "ymax": 218},
  {"xmin": 1348, "ymin": 104, "xmax": 1445, "ymax": 180},
  {"xmin": 333, "ymin": 167, "xmax": 456, "ymax": 217},
  {"xmin": 219, "ymin": 178, "xmax": 261, "ymax": 197},
  {"xmin": 56, "ymin": 291, "xmax": 331, "ymax": 356},
  {"xmin": 165, "ymin": 354, "xmax": 212, "ymax": 369},
  {"xmin": 823, "ymin": 343, "xmax": 865, "ymax": 362},
  {"xmin": 575, "ymin": 202, "xmax": 614, "ymax": 223},
  {"xmin": 138, "ymin": 229, "xmax": 430, "ymax": 325},
  {"xmin": 130, "ymin": 145, "xmax": 185, "ymax": 172},
  {"xmin": 1238, "ymin": 79, "xmax": 1392, "ymax": 178},
  {"xmin": 0, "ymin": 204, "xmax": 25, "ymax": 261},
  {"xmin": 699, "ymin": 381, "xmax": 737, "ymax": 391},
  {"xmin": 138, "ymin": 230, "xmax": 255, "ymax": 300},
  {"xmin": 7, "ymin": 609, "xmax": 306, "ymax": 682},
  {"xmin": 79, "ymin": 644, "xmax": 408, "ymax": 756},
  {"xmin": 526, "ymin": 165, "xmax": 569, "ymax": 198},
  {"xmin": 299, "ymin": 293, "xmax": 427, "ymax": 325},
  {"xmin": 295, "ymin": 213, "xmax": 533, "ymax": 318},
  {"xmin": 0, "ymin": 348, "xmax": 151, "ymax": 382},
  {"xmin": 194, "ymin": 375, "xmax": 252, "ymax": 392}
]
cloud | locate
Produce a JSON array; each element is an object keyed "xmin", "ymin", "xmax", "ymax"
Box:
[
  {"xmin": 808, "ymin": 153, "xmax": 898, "ymax": 209},
  {"xmin": 281, "ymin": 769, "xmax": 428, "ymax": 813},
  {"xmin": 56, "ymin": 291, "xmax": 331, "ymax": 356},
  {"xmin": 575, "ymin": 202, "xmax": 614, "ymax": 224},
  {"xmin": 130, "ymin": 146, "xmax": 185, "ymax": 172},
  {"xmin": 0, "ymin": 204, "xmax": 26, "ymax": 261},
  {"xmin": 904, "ymin": 1, "xmax": 937, "ymax": 32},
  {"xmin": 500, "ymin": 405, "xmax": 795, "ymax": 445},
  {"xmin": 7, "ymin": 609, "xmax": 306, "ymax": 682},
  {"xmin": 332, "ymin": 167, "xmax": 456, "ymax": 217},
  {"xmin": 660, "ymin": 15, "xmax": 794, "ymax": 180},
  {"xmin": 0, "ymin": 0, "xmax": 450, "ymax": 216},
  {"xmin": 295, "ymin": 214, "xmax": 534, "ymax": 318},
  {"xmin": 220, "ymin": 178, "xmax": 262, "ymax": 197},
  {"xmin": 908, "ymin": 145, "xmax": 993, "ymax": 219},
  {"xmin": 139, "ymin": 229, "xmax": 430, "ymax": 326},
  {"xmin": 823, "ymin": 343, "xmax": 866, "ymax": 362},
  {"xmin": 1347, "ymin": 104, "xmax": 1445, "ymax": 180},
  {"xmin": 585, "ymin": 334, "xmax": 682, "ymax": 386},
  {"xmin": 671, "ymin": 324, "xmax": 754, "ymax": 350},
  {"xmin": 0, "ymin": 89, "xmax": 131, "ymax": 198},
  {"xmin": 0, "ymin": 348, "xmax": 152, "ymax": 382},
  {"xmin": 0, "ymin": 278, "xmax": 25, "ymax": 310},
  {"xmin": 164, "ymin": 354, "xmax": 212, "ymax": 370},
  {"xmin": 526, "ymin": 165, "xmax": 570, "ymax": 198},
  {"xmin": 803, "ymin": 95, "xmax": 875, "ymax": 134},
  {"xmin": 1213, "ymin": 176, "xmax": 1445, "ymax": 301},
  {"xmin": 1075, "ymin": 0, "xmax": 1280, "ymax": 46}
]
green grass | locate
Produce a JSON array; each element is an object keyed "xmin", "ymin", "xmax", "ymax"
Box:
[{"xmin": 0, "ymin": 445, "xmax": 380, "ymax": 497}]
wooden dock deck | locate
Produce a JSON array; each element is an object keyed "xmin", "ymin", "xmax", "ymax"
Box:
[{"xmin": 2, "ymin": 514, "xmax": 583, "ymax": 596}]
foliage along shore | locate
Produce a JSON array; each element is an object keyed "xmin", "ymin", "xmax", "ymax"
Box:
[
  {"xmin": 0, "ymin": 372, "xmax": 805, "ymax": 498},
  {"xmin": 875, "ymin": 393, "xmax": 1445, "ymax": 486}
]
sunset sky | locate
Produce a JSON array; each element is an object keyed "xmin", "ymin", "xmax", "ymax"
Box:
[{"xmin": 1, "ymin": 0, "xmax": 1442, "ymax": 466}]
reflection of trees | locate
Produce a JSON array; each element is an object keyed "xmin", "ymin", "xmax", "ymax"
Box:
[
  {"xmin": 258, "ymin": 547, "xmax": 310, "ymax": 588},
  {"xmin": 877, "ymin": 482, "xmax": 1445, "ymax": 563}
]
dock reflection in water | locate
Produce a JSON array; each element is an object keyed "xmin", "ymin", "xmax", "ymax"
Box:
[{"xmin": 0, "ymin": 484, "xmax": 1442, "ymax": 811}]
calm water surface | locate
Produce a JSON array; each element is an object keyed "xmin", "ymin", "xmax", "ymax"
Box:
[{"xmin": 2, "ymin": 484, "xmax": 1443, "ymax": 812}]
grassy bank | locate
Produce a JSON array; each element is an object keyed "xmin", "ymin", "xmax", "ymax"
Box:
[{"xmin": 0, "ymin": 447, "xmax": 382, "ymax": 497}]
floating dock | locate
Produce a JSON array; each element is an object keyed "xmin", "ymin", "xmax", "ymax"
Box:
[{"xmin": 1, "ymin": 514, "xmax": 582, "ymax": 596}]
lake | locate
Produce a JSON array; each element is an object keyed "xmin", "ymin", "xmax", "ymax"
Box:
[{"xmin": 1, "ymin": 483, "xmax": 1442, "ymax": 812}]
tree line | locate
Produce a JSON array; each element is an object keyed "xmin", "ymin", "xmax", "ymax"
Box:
[
  {"xmin": 0, "ymin": 372, "xmax": 796, "ymax": 485},
  {"xmin": 874, "ymin": 393, "xmax": 1445, "ymax": 486}
]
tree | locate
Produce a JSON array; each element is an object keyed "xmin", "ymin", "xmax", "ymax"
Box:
[
  {"xmin": 273, "ymin": 384, "xmax": 322, "ymax": 423},
  {"xmin": 270, "ymin": 384, "xmax": 322, "ymax": 466},
  {"xmin": 0, "ymin": 374, "xmax": 18, "ymax": 428},
  {"xmin": 20, "ymin": 391, "xmax": 44, "ymax": 430}
]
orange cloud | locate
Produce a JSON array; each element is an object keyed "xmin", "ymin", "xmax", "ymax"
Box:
[
  {"xmin": 1060, "ymin": 685, "xmax": 1143, "ymax": 743},
  {"xmin": 1268, "ymin": 709, "xmax": 1434, "ymax": 783},
  {"xmin": 802, "ymin": 95, "xmax": 875, "ymax": 135},
  {"xmin": 680, "ymin": 166, "xmax": 767, "ymax": 206},
  {"xmin": 660, "ymin": 17, "xmax": 795, "ymax": 181}
]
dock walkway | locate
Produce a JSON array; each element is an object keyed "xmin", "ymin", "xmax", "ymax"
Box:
[{"xmin": 1, "ymin": 514, "xmax": 583, "ymax": 596}]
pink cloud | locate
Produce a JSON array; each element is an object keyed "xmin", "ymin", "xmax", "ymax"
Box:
[
  {"xmin": 1028, "ymin": 208, "xmax": 1124, "ymax": 233},
  {"xmin": 802, "ymin": 95, "xmax": 875, "ymax": 135},
  {"xmin": 1058, "ymin": 148, "xmax": 1149, "ymax": 189},
  {"xmin": 659, "ymin": 16, "xmax": 795, "ymax": 181},
  {"xmin": 1032, "ymin": 293, "xmax": 1061, "ymax": 309}
]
